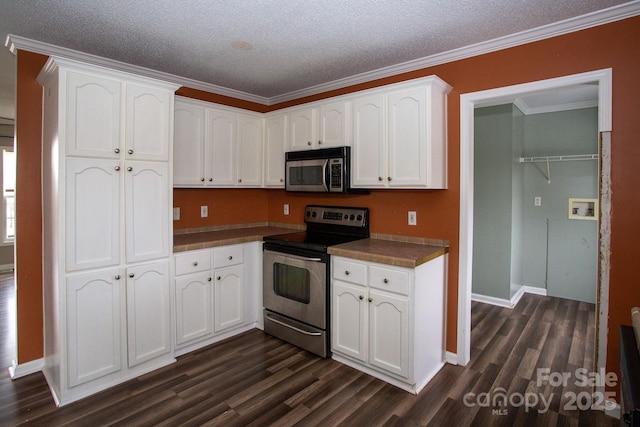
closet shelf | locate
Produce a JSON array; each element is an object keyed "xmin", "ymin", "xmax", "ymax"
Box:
[
  {"xmin": 518, "ymin": 154, "xmax": 599, "ymax": 163},
  {"xmin": 518, "ymin": 154, "xmax": 598, "ymax": 184}
]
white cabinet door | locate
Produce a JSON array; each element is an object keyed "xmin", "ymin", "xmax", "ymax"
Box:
[
  {"xmin": 237, "ymin": 115, "xmax": 263, "ymax": 187},
  {"xmin": 387, "ymin": 87, "xmax": 427, "ymax": 187},
  {"xmin": 289, "ymin": 107, "xmax": 317, "ymax": 151},
  {"xmin": 319, "ymin": 101, "xmax": 349, "ymax": 148},
  {"xmin": 174, "ymin": 101, "xmax": 206, "ymax": 186},
  {"xmin": 65, "ymin": 159, "xmax": 121, "ymax": 271},
  {"xmin": 352, "ymin": 94, "xmax": 386, "ymax": 187},
  {"xmin": 368, "ymin": 289, "xmax": 409, "ymax": 378},
  {"xmin": 175, "ymin": 272, "xmax": 214, "ymax": 346},
  {"xmin": 264, "ymin": 114, "xmax": 287, "ymax": 187},
  {"xmin": 214, "ymin": 264, "xmax": 244, "ymax": 332},
  {"xmin": 67, "ymin": 269, "xmax": 122, "ymax": 386},
  {"xmin": 125, "ymin": 83, "xmax": 173, "ymax": 161},
  {"xmin": 125, "ymin": 162, "xmax": 170, "ymax": 263},
  {"xmin": 332, "ymin": 281, "xmax": 367, "ymax": 362},
  {"xmin": 206, "ymin": 108, "xmax": 237, "ymax": 186},
  {"xmin": 66, "ymin": 71, "xmax": 121, "ymax": 159},
  {"xmin": 126, "ymin": 261, "xmax": 171, "ymax": 367}
]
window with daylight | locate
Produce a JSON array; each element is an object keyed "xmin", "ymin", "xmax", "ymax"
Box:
[{"xmin": 2, "ymin": 148, "xmax": 15, "ymax": 244}]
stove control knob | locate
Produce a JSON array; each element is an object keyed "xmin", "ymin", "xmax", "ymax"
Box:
[
  {"xmin": 306, "ymin": 211, "xmax": 311, "ymax": 217},
  {"xmin": 343, "ymin": 214, "xmax": 349, "ymax": 220},
  {"xmin": 311, "ymin": 211, "xmax": 317, "ymax": 218},
  {"xmin": 349, "ymin": 214, "xmax": 355, "ymax": 220},
  {"xmin": 357, "ymin": 214, "xmax": 363, "ymax": 221}
]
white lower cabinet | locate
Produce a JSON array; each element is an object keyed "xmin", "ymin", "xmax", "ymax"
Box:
[
  {"xmin": 66, "ymin": 269, "xmax": 122, "ymax": 387},
  {"xmin": 126, "ymin": 261, "xmax": 171, "ymax": 367},
  {"xmin": 173, "ymin": 243, "xmax": 259, "ymax": 355},
  {"xmin": 331, "ymin": 254, "xmax": 446, "ymax": 394}
]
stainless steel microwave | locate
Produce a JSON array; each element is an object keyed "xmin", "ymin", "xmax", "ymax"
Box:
[{"xmin": 285, "ymin": 146, "xmax": 367, "ymax": 194}]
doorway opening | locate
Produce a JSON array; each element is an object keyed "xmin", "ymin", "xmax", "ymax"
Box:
[{"xmin": 457, "ymin": 69, "xmax": 612, "ymax": 378}]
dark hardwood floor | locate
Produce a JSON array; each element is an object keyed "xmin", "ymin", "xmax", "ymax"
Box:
[{"xmin": 0, "ymin": 275, "xmax": 618, "ymax": 426}]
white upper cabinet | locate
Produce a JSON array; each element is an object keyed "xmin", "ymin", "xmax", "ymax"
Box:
[
  {"xmin": 263, "ymin": 113, "xmax": 288, "ymax": 187},
  {"xmin": 124, "ymin": 83, "xmax": 173, "ymax": 161},
  {"xmin": 237, "ymin": 114, "xmax": 263, "ymax": 187},
  {"xmin": 352, "ymin": 94, "xmax": 386, "ymax": 188},
  {"xmin": 289, "ymin": 101, "xmax": 349, "ymax": 151},
  {"xmin": 289, "ymin": 107, "xmax": 317, "ymax": 151},
  {"xmin": 124, "ymin": 162, "xmax": 170, "ymax": 264},
  {"xmin": 174, "ymin": 100, "xmax": 206, "ymax": 185},
  {"xmin": 320, "ymin": 101, "xmax": 351, "ymax": 148},
  {"xmin": 351, "ymin": 77, "xmax": 451, "ymax": 189},
  {"xmin": 65, "ymin": 159, "xmax": 121, "ymax": 272},
  {"xmin": 66, "ymin": 71, "xmax": 121, "ymax": 158},
  {"xmin": 207, "ymin": 108, "xmax": 237, "ymax": 186}
]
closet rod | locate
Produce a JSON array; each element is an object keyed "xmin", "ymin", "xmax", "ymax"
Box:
[{"xmin": 518, "ymin": 154, "xmax": 599, "ymax": 163}]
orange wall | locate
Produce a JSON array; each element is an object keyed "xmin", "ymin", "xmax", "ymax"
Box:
[
  {"xmin": 15, "ymin": 51, "xmax": 47, "ymax": 362},
  {"xmin": 15, "ymin": 17, "xmax": 640, "ymax": 390}
]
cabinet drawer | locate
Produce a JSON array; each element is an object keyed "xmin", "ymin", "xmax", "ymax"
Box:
[
  {"xmin": 369, "ymin": 266, "xmax": 409, "ymax": 295},
  {"xmin": 175, "ymin": 251, "xmax": 211, "ymax": 276},
  {"xmin": 214, "ymin": 245, "xmax": 244, "ymax": 268},
  {"xmin": 333, "ymin": 258, "xmax": 367, "ymax": 285}
]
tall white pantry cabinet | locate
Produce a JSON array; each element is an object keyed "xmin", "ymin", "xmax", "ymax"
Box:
[{"xmin": 38, "ymin": 57, "xmax": 179, "ymax": 406}]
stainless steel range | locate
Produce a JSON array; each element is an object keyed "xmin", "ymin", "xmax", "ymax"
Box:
[{"xmin": 262, "ymin": 205, "xmax": 369, "ymax": 357}]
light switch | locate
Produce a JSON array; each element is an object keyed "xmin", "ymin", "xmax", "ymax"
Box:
[
  {"xmin": 284, "ymin": 204, "xmax": 289, "ymax": 215},
  {"xmin": 408, "ymin": 211, "xmax": 417, "ymax": 226},
  {"xmin": 201, "ymin": 206, "xmax": 208, "ymax": 217},
  {"xmin": 173, "ymin": 207, "xmax": 180, "ymax": 221},
  {"xmin": 534, "ymin": 196, "xmax": 542, "ymax": 206}
]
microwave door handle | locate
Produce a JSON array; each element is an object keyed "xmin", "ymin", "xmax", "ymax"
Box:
[{"xmin": 323, "ymin": 159, "xmax": 330, "ymax": 192}]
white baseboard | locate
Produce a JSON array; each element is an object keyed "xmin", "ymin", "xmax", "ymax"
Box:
[
  {"xmin": 472, "ymin": 286, "xmax": 548, "ymax": 309},
  {"xmin": 0, "ymin": 263, "xmax": 14, "ymax": 273},
  {"xmin": 8, "ymin": 357, "xmax": 44, "ymax": 379},
  {"xmin": 444, "ymin": 351, "xmax": 459, "ymax": 365}
]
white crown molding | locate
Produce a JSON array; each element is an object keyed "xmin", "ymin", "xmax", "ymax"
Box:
[
  {"xmin": 4, "ymin": 34, "xmax": 270, "ymax": 105},
  {"xmin": 514, "ymin": 98, "xmax": 599, "ymax": 115},
  {"xmin": 6, "ymin": 1, "xmax": 640, "ymax": 106}
]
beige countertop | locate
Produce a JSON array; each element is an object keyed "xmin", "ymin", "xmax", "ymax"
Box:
[
  {"xmin": 328, "ymin": 238, "xmax": 448, "ymax": 268},
  {"xmin": 174, "ymin": 225, "xmax": 448, "ymax": 268},
  {"xmin": 173, "ymin": 225, "xmax": 297, "ymax": 253}
]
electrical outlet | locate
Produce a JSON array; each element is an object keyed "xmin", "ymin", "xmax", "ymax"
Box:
[
  {"xmin": 173, "ymin": 207, "xmax": 180, "ymax": 221},
  {"xmin": 284, "ymin": 204, "xmax": 289, "ymax": 215},
  {"xmin": 534, "ymin": 196, "xmax": 542, "ymax": 206},
  {"xmin": 200, "ymin": 206, "xmax": 208, "ymax": 218},
  {"xmin": 408, "ymin": 211, "xmax": 417, "ymax": 226}
]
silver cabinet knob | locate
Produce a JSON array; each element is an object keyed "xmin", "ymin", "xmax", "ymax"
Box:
[
  {"xmin": 307, "ymin": 141, "xmax": 311, "ymax": 146},
  {"xmin": 359, "ymin": 295, "xmax": 364, "ymax": 300},
  {"xmin": 238, "ymin": 179, "xmax": 242, "ymax": 183},
  {"xmin": 192, "ymin": 261, "xmax": 198, "ymax": 266},
  {"xmin": 115, "ymin": 166, "xmax": 120, "ymax": 171},
  {"xmin": 378, "ymin": 177, "xmax": 383, "ymax": 181},
  {"xmin": 368, "ymin": 297, "xmax": 373, "ymax": 303},
  {"xmin": 114, "ymin": 275, "xmax": 121, "ymax": 280},
  {"xmin": 127, "ymin": 166, "xmax": 133, "ymax": 172},
  {"xmin": 387, "ymin": 177, "xmax": 392, "ymax": 181},
  {"xmin": 128, "ymin": 149, "xmax": 134, "ymax": 154},
  {"xmin": 228, "ymin": 256, "xmax": 233, "ymax": 260},
  {"xmin": 318, "ymin": 140, "xmax": 322, "ymax": 145},
  {"xmin": 129, "ymin": 273, "xmax": 135, "ymax": 278},
  {"xmin": 114, "ymin": 148, "xmax": 120, "ymax": 154},
  {"xmin": 209, "ymin": 178, "xmax": 213, "ymax": 182},
  {"xmin": 217, "ymin": 276, "xmax": 221, "ymax": 281},
  {"xmin": 201, "ymin": 177, "xmax": 205, "ymax": 182},
  {"xmin": 208, "ymin": 277, "xmax": 212, "ymax": 282},
  {"xmin": 280, "ymin": 178, "xmax": 284, "ymax": 182},
  {"xmin": 383, "ymin": 278, "xmax": 389, "ymax": 284},
  {"xmin": 345, "ymin": 270, "xmax": 350, "ymax": 275}
]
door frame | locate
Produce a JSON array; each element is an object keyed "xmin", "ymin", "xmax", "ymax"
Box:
[{"xmin": 457, "ymin": 69, "xmax": 613, "ymax": 368}]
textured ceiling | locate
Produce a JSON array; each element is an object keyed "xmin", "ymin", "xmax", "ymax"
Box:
[{"xmin": 0, "ymin": 0, "xmax": 637, "ymax": 119}]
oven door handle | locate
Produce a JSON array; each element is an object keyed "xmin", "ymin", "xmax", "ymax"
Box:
[
  {"xmin": 265, "ymin": 313, "xmax": 322, "ymax": 336},
  {"xmin": 264, "ymin": 250, "xmax": 323, "ymax": 263}
]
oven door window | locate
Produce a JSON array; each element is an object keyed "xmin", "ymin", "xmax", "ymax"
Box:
[{"xmin": 273, "ymin": 262, "xmax": 311, "ymax": 304}]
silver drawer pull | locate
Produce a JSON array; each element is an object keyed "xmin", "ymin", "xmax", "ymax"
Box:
[
  {"xmin": 228, "ymin": 256, "xmax": 233, "ymax": 260},
  {"xmin": 114, "ymin": 166, "xmax": 120, "ymax": 171},
  {"xmin": 114, "ymin": 275, "xmax": 121, "ymax": 280},
  {"xmin": 383, "ymin": 278, "xmax": 389, "ymax": 284},
  {"xmin": 208, "ymin": 277, "xmax": 212, "ymax": 282},
  {"xmin": 265, "ymin": 313, "xmax": 322, "ymax": 336},
  {"xmin": 217, "ymin": 276, "xmax": 221, "ymax": 281},
  {"xmin": 359, "ymin": 295, "xmax": 363, "ymax": 300},
  {"xmin": 114, "ymin": 148, "xmax": 120, "ymax": 154},
  {"xmin": 129, "ymin": 273, "xmax": 135, "ymax": 278},
  {"xmin": 345, "ymin": 270, "xmax": 350, "ymax": 275},
  {"xmin": 368, "ymin": 297, "xmax": 373, "ymax": 302},
  {"xmin": 192, "ymin": 261, "xmax": 198, "ymax": 266},
  {"xmin": 128, "ymin": 149, "xmax": 134, "ymax": 154}
]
